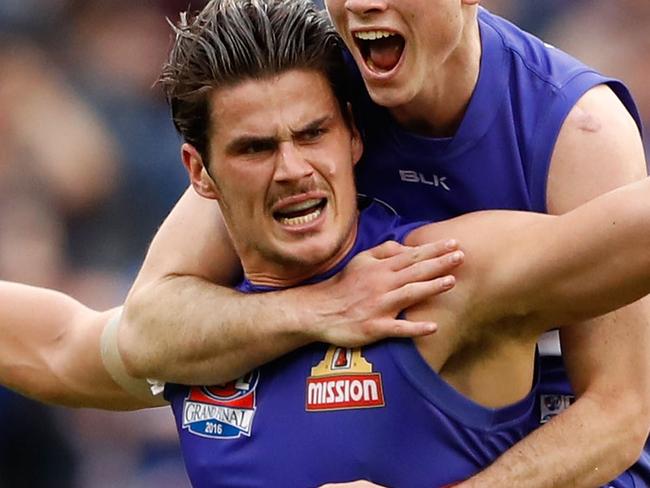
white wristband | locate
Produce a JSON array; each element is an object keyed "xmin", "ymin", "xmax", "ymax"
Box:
[{"xmin": 100, "ymin": 311, "xmax": 168, "ymax": 405}]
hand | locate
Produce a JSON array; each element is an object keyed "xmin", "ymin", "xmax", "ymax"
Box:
[
  {"xmin": 307, "ymin": 239, "xmax": 463, "ymax": 347},
  {"xmin": 319, "ymin": 481, "xmax": 387, "ymax": 488}
]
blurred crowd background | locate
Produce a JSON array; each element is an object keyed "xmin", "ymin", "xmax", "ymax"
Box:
[{"xmin": 0, "ymin": 0, "xmax": 648, "ymax": 486}]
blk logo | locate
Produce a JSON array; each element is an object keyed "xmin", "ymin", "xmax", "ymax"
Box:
[{"xmin": 399, "ymin": 170, "xmax": 450, "ymax": 191}]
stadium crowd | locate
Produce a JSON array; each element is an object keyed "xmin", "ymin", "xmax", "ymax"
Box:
[{"xmin": 0, "ymin": 0, "xmax": 648, "ymax": 486}]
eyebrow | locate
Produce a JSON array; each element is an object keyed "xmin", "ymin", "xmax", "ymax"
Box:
[
  {"xmin": 224, "ymin": 115, "xmax": 333, "ymax": 155},
  {"xmin": 291, "ymin": 115, "xmax": 331, "ymax": 137},
  {"xmin": 225, "ymin": 135, "xmax": 276, "ymax": 155}
]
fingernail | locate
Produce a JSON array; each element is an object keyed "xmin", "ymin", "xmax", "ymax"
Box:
[
  {"xmin": 445, "ymin": 239, "xmax": 458, "ymax": 249},
  {"xmin": 451, "ymin": 251, "xmax": 463, "ymax": 263},
  {"xmin": 442, "ymin": 276, "xmax": 455, "ymax": 287},
  {"xmin": 424, "ymin": 323, "xmax": 437, "ymax": 333}
]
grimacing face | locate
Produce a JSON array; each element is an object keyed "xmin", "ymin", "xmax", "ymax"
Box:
[
  {"xmin": 183, "ymin": 69, "xmax": 364, "ymax": 286},
  {"xmin": 325, "ymin": 0, "xmax": 479, "ymax": 110}
]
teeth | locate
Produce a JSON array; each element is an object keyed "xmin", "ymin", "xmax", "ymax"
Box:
[
  {"xmin": 354, "ymin": 30, "xmax": 395, "ymax": 41},
  {"xmin": 280, "ymin": 199, "xmax": 321, "ymax": 213},
  {"xmin": 279, "ymin": 207, "xmax": 322, "ymax": 226}
]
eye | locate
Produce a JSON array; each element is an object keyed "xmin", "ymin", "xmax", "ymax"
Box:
[
  {"xmin": 298, "ymin": 127, "xmax": 327, "ymax": 143},
  {"xmin": 241, "ymin": 140, "xmax": 275, "ymax": 155}
]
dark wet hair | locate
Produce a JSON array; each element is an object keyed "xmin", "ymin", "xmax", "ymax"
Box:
[{"xmin": 159, "ymin": 0, "xmax": 348, "ymax": 161}]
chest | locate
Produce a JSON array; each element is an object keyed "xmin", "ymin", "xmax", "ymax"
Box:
[
  {"xmin": 167, "ymin": 343, "xmax": 536, "ymax": 488},
  {"xmin": 355, "ymin": 116, "xmax": 539, "ymax": 222}
]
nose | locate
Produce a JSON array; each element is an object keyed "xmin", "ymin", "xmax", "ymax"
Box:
[
  {"xmin": 344, "ymin": 0, "xmax": 388, "ymax": 15},
  {"xmin": 274, "ymin": 142, "xmax": 314, "ymax": 183}
]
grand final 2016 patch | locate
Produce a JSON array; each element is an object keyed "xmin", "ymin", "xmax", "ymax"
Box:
[
  {"xmin": 306, "ymin": 346, "xmax": 385, "ymax": 411},
  {"xmin": 182, "ymin": 371, "xmax": 259, "ymax": 439}
]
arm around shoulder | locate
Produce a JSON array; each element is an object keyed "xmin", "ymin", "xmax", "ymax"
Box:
[
  {"xmin": 121, "ymin": 189, "xmax": 465, "ymax": 385},
  {"xmin": 509, "ymin": 177, "xmax": 650, "ymax": 327},
  {"xmin": 464, "ymin": 83, "xmax": 650, "ymax": 486},
  {"xmin": 120, "ymin": 188, "xmax": 326, "ymax": 385},
  {"xmin": 120, "ymin": 187, "xmax": 251, "ymax": 384},
  {"xmin": 408, "ymin": 175, "xmax": 650, "ymax": 339}
]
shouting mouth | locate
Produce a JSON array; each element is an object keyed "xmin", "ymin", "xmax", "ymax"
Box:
[
  {"xmin": 354, "ymin": 30, "xmax": 405, "ymax": 74},
  {"xmin": 273, "ymin": 198, "xmax": 327, "ymax": 227}
]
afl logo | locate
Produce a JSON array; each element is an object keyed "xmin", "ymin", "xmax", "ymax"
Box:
[{"xmin": 183, "ymin": 371, "xmax": 260, "ymax": 439}]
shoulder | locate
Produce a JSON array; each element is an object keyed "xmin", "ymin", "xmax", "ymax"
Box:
[
  {"xmin": 480, "ymin": 10, "xmax": 640, "ymax": 125},
  {"xmin": 561, "ymin": 84, "xmax": 641, "ymax": 138},
  {"xmin": 560, "ymin": 84, "xmax": 642, "ymax": 150},
  {"xmin": 479, "ymin": 10, "xmax": 644, "ymax": 210},
  {"xmin": 547, "ymin": 84, "xmax": 646, "ymax": 213},
  {"xmin": 357, "ymin": 199, "xmax": 427, "ymax": 246},
  {"xmin": 479, "ymin": 7, "xmax": 623, "ymax": 127},
  {"xmin": 479, "ymin": 8, "xmax": 594, "ymax": 89}
]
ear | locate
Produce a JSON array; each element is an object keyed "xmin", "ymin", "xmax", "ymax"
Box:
[
  {"xmin": 346, "ymin": 104, "xmax": 364, "ymax": 166},
  {"xmin": 181, "ymin": 143, "xmax": 221, "ymax": 200}
]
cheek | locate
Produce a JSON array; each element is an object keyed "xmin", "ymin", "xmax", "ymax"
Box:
[
  {"xmin": 321, "ymin": 167, "xmax": 334, "ymax": 178},
  {"xmin": 324, "ymin": 1, "xmax": 344, "ymax": 25}
]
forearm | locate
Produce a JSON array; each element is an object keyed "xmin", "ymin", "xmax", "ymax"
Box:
[
  {"xmin": 121, "ymin": 275, "xmax": 315, "ymax": 385},
  {"xmin": 542, "ymin": 178, "xmax": 650, "ymax": 322},
  {"xmin": 0, "ymin": 282, "xmax": 148, "ymax": 410},
  {"xmin": 460, "ymin": 390, "xmax": 648, "ymax": 487},
  {"xmin": 121, "ymin": 240, "xmax": 461, "ymax": 385},
  {"xmin": 493, "ymin": 177, "xmax": 650, "ymax": 327}
]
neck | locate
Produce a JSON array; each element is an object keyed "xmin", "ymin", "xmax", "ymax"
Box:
[
  {"xmin": 392, "ymin": 10, "xmax": 481, "ymax": 137},
  {"xmin": 242, "ymin": 217, "xmax": 360, "ymax": 289}
]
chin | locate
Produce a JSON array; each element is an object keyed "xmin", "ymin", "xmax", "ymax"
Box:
[
  {"xmin": 365, "ymin": 81, "xmax": 416, "ymax": 110},
  {"xmin": 288, "ymin": 240, "xmax": 343, "ymax": 271},
  {"xmin": 288, "ymin": 242, "xmax": 335, "ymax": 265}
]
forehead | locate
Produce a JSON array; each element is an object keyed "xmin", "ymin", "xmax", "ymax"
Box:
[{"xmin": 208, "ymin": 69, "xmax": 341, "ymax": 140}]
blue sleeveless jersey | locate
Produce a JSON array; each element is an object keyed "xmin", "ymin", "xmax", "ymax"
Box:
[
  {"xmin": 349, "ymin": 8, "xmax": 645, "ymax": 486},
  {"xmin": 0, "ymin": 387, "xmax": 12, "ymax": 424},
  {"xmin": 166, "ymin": 202, "xmax": 545, "ymax": 487}
]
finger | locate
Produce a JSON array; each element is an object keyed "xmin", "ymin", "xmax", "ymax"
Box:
[
  {"xmin": 394, "ymin": 251, "xmax": 464, "ymax": 286},
  {"xmin": 386, "ymin": 239, "xmax": 460, "ymax": 271},
  {"xmin": 365, "ymin": 240, "xmax": 405, "ymax": 260},
  {"xmin": 382, "ymin": 275, "xmax": 456, "ymax": 310},
  {"xmin": 373, "ymin": 318, "xmax": 438, "ymax": 338}
]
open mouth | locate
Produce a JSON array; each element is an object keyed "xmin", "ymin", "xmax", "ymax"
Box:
[
  {"xmin": 273, "ymin": 198, "xmax": 327, "ymax": 226},
  {"xmin": 354, "ymin": 30, "xmax": 405, "ymax": 73}
]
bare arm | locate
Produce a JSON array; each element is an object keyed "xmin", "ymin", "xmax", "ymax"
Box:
[
  {"xmin": 409, "ymin": 176, "xmax": 650, "ymax": 331},
  {"xmin": 121, "ymin": 188, "xmax": 463, "ymax": 385},
  {"xmin": 459, "ymin": 85, "xmax": 650, "ymax": 487},
  {"xmin": 0, "ymin": 281, "xmax": 160, "ymax": 411}
]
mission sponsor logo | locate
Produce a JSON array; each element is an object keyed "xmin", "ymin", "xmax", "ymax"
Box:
[
  {"xmin": 182, "ymin": 371, "xmax": 259, "ymax": 439},
  {"xmin": 306, "ymin": 346, "xmax": 385, "ymax": 411}
]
